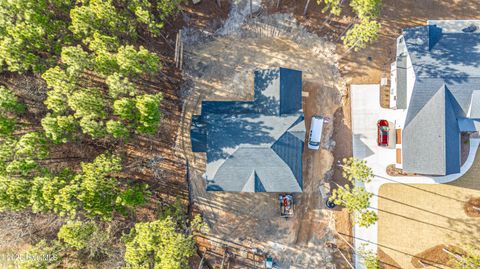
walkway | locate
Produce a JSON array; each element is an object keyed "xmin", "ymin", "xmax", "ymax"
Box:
[{"xmin": 350, "ymin": 84, "xmax": 480, "ymax": 269}]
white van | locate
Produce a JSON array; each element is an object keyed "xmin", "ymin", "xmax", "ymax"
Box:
[{"xmin": 308, "ymin": 115, "xmax": 324, "ymax": 150}]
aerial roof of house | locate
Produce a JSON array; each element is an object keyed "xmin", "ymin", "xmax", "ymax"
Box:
[
  {"xmin": 191, "ymin": 67, "xmax": 305, "ymax": 192},
  {"xmin": 401, "ymin": 21, "xmax": 480, "ymax": 175}
]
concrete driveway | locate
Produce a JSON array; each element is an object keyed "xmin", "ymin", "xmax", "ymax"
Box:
[
  {"xmin": 351, "ymin": 84, "xmax": 405, "ymax": 170},
  {"xmin": 350, "ymin": 84, "xmax": 480, "ymax": 268}
]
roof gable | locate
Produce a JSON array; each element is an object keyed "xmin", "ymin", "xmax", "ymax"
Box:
[{"xmin": 403, "ymin": 85, "xmax": 460, "ymax": 175}]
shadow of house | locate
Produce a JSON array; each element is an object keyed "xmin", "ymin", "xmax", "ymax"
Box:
[
  {"xmin": 396, "ymin": 22, "xmax": 480, "ymax": 175},
  {"xmin": 191, "ymin": 67, "xmax": 305, "ymax": 192}
]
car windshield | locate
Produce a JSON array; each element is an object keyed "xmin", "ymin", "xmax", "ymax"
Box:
[
  {"xmin": 309, "ymin": 141, "xmax": 320, "ymax": 146},
  {"xmin": 380, "ymin": 126, "xmax": 389, "ymax": 131}
]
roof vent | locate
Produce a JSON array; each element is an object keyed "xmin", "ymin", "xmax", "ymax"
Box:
[{"xmin": 462, "ymin": 24, "xmax": 478, "ymax": 33}]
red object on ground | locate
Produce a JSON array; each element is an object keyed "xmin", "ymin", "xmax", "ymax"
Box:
[{"xmin": 377, "ymin": 120, "xmax": 389, "ymax": 146}]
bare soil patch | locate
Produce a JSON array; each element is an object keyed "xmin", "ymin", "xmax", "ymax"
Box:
[
  {"xmin": 386, "ymin": 164, "xmax": 417, "ymax": 177},
  {"xmin": 330, "ymin": 94, "xmax": 354, "ymax": 268},
  {"xmin": 181, "ymin": 12, "xmax": 345, "ymax": 268},
  {"xmin": 378, "ymin": 248, "xmax": 401, "ymax": 269},
  {"xmin": 181, "ymin": 0, "xmax": 230, "ymax": 32},
  {"xmin": 410, "ymin": 244, "xmax": 466, "ymax": 268},
  {"xmin": 464, "ymin": 197, "xmax": 480, "ymax": 217}
]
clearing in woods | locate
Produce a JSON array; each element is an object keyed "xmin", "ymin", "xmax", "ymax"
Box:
[{"xmin": 180, "ymin": 11, "xmax": 346, "ymax": 269}]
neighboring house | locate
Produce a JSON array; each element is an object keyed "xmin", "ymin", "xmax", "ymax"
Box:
[
  {"xmin": 391, "ymin": 20, "xmax": 480, "ymax": 175},
  {"xmin": 191, "ymin": 67, "xmax": 305, "ymax": 192}
]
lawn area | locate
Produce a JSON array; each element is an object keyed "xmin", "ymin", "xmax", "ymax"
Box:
[{"xmin": 377, "ymin": 150, "xmax": 480, "ymax": 269}]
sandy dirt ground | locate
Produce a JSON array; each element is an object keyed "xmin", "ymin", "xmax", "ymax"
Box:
[
  {"xmin": 178, "ymin": 12, "xmax": 347, "ymax": 268},
  {"xmin": 377, "ymin": 151, "xmax": 480, "ymax": 269}
]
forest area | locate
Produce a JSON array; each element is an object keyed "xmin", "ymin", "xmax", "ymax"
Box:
[{"xmin": 0, "ymin": 0, "xmax": 208, "ymax": 268}]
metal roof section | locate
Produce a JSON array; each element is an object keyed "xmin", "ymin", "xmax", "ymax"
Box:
[
  {"xmin": 190, "ymin": 115, "xmax": 207, "ymax": 152},
  {"xmin": 458, "ymin": 118, "xmax": 480, "ymax": 132},
  {"xmin": 193, "ymin": 67, "xmax": 304, "ymax": 192},
  {"xmin": 253, "ymin": 67, "xmax": 303, "ymax": 115}
]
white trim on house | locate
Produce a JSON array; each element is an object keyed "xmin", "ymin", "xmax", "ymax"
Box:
[{"xmin": 389, "ymin": 62, "xmax": 397, "ymax": 109}]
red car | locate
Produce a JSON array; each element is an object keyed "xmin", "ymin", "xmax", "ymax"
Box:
[{"xmin": 377, "ymin": 120, "xmax": 389, "ymax": 146}]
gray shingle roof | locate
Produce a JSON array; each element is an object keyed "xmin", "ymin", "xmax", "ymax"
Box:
[
  {"xmin": 403, "ymin": 85, "xmax": 460, "ymax": 175},
  {"xmin": 192, "ymin": 67, "xmax": 304, "ymax": 192},
  {"xmin": 403, "ymin": 25, "xmax": 480, "ymax": 79},
  {"xmin": 467, "ymin": 91, "xmax": 480, "ymax": 118},
  {"xmin": 401, "ymin": 23, "xmax": 480, "ymax": 175}
]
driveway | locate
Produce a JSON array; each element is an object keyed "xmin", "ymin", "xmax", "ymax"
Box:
[{"xmin": 350, "ymin": 84, "xmax": 480, "ymax": 268}]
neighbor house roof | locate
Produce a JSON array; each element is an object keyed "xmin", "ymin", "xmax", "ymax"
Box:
[
  {"xmin": 401, "ymin": 22, "xmax": 480, "ymax": 175},
  {"xmin": 191, "ymin": 67, "xmax": 305, "ymax": 192}
]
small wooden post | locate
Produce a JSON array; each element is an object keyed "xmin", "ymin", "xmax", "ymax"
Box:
[
  {"xmin": 175, "ymin": 29, "xmax": 184, "ymax": 70},
  {"xmin": 179, "ymin": 36, "xmax": 184, "ymax": 70},
  {"xmin": 198, "ymin": 249, "xmax": 207, "ymax": 269},
  {"xmin": 250, "ymin": 0, "xmax": 253, "ymax": 18},
  {"xmin": 338, "ymin": 248, "xmax": 355, "ymax": 269},
  {"xmin": 220, "ymin": 249, "xmax": 227, "ymax": 269},
  {"xmin": 417, "ymin": 260, "xmax": 427, "ymax": 268},
  {"xmin": 443, "ymin": 247, "xmax": 462, "ymax": 260},
  {"xmin": 175, "ymin": 32, "xmax": 180, "ymax": 68},
  {"xmin": 303, "ymin": 0, "xmax": 311, "ymax": 17}
]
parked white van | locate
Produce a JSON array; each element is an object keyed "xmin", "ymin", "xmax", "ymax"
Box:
[{"xmin": 308, "ymin": 115, "xmax": 324, "ymax": 150}]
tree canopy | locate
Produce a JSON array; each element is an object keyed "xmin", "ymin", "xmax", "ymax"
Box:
[
  {"xmin": 42, "ymin": 42, "xmax": 163, "ymax": 142},
  {"xmin": 0, "ymin": 0, "xmax": 197, "ymax": 268},
  {"xmin": 340, "ymin": 157, "xmax": 374, "ymax": 183},
  {"xmin": 124, "ymin": 217, "xmax": 197, "ymax": 269},
  {"xmin": 359, "ymin": 245, "xmax": 380, "ymax": 269},
  {"xmin": 17, "ymin": 240, "xmax": 62, "ymax": 269},
  {"xmin": 0, "ymin": 132, "xmax": 49, "ymax": 177},
  {"xmin": 329, "ymin": 184, "xmax": 378, "ymax": 227},
  {"xmin": 0, "ymin": 86, "xmax": 24, "ymax": 136},
  {"xmin": 0, "ymin": 152, "xmax": 148, "ymax": 220},
  {"xmin": 57, "ymin": 220, "xmax": 98, "ymax": 250},
  {"xmin": 342, "ymin": 19, "xmax": 381, "ymax": 52},
  {"xmin": 330, "ymin": 158, "xmax": 377, "ymax": 227},
  {"xmin": 317, "ymin": 0, "xmax": 382, "ymax": 51},
  {"xmin": 0, "ymin": 0, "xmax": 72, "ymax": 72}
]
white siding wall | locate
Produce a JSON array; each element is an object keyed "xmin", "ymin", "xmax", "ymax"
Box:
[{"xmin": 405, "ymin": 52, "xmax": 416, "ymax": 110}]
